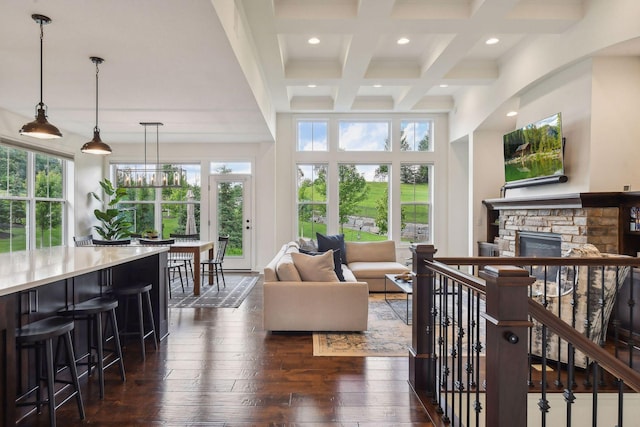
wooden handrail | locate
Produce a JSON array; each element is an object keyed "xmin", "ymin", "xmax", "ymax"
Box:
[
  {"xmin": 437, "ymin": 256, "xmax": 640, "ymax": 267},
  {"xmin": 528, "ymin": 298, "xmax": 640, "ymax": 392},
  {"xmin": 426, "ymin": 259, "xmax": 487, "ymax": 294}
]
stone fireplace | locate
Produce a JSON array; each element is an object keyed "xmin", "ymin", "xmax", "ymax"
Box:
[{"xmin": 483, "ymin": 193, "xmax": 627, "ymax": 257}]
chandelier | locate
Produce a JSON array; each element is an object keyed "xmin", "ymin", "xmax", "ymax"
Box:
[{"xmin": 115, "ymin": 122, "xmax": 184, "ymax": 188}]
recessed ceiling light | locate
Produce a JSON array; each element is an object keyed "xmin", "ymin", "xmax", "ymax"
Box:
[
  {"xmin": 486, "ymin": 37, "xmax": 500, "ymax": 45},
  {"xmin": 397, "ymin": 37, "xmax": 410, "ymax": 45},
  {"xmin": 307, "ymin": 84, "xmax": 317, "ymax": 88},
  {"xmin": 373, "ymin": 84, "xmax": 382, "ymax": 88},
  {"xmin": 439, "ymin": 84, "xmax": 449, "ymax": 88},
  {"xmin": 506, "ymin": 111, "xmax": 518, "ymax": 117},
  {"xmin": 308, "ymin": 37, "xmax": 320, "ymax": 45}
]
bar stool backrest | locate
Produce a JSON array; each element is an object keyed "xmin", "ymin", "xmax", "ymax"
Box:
[{"xmin": 73, "ymin": 235, "xmax": 93, "ymax": 246}]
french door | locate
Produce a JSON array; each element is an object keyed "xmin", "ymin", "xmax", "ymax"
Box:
[{"xmin": 208, "ymin": 174, "xmax": 252, "ymax": 270}]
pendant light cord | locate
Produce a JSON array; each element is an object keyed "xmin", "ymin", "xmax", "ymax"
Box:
[
  {"xmin": 38, "ymin": 19, "xmax": 44, "ymax": 107},
  {"xmin": 94, "ymin": 60, "xmax": 100, "ymax": 132}
]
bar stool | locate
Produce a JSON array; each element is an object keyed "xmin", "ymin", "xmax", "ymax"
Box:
[
  {"xmin": 111, "ymin": 283, "xmax": 158, "ymax": 360},
  {"xmin": 58, "ymin": 296, "xmax": 126, "ymax": 398},
  {"xmin": 15, "ymin": 316, "xmax": 85, "ymax": 427}
]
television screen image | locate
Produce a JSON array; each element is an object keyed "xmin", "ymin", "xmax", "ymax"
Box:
[{"xmin": 503, "ymin": 113, "xmax": 564, "ymax": 184}]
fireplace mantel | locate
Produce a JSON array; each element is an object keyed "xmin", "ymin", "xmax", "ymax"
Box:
[{"xmin": 483, "ymin": 192, "xmax": 640, "ymax": 211}]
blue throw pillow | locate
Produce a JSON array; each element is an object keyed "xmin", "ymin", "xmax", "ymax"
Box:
[
  {"xmin": 300, "ymin": 247, "xmax": 345, "ymax": 282},
  {"xmin": 316, "ymin": 233, "xmax": 347, "ymax": 265}
]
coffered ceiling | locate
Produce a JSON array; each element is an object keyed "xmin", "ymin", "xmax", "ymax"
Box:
[
  {"xmin": 0, "ymin": 0, "xmax": 632, "ymax": 146},
  {"xmin": 242, "ymin": 0, "xmax": 583, "ymax": 114}
]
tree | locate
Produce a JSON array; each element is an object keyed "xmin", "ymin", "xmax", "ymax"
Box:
[
  {"xmin": 375, "ymin": 187, "xmax": 389, "ymax": 235},
  {"xmin": 374, "ymin": 165, "xmax": 388, "ymax": 181},
  {"xmin": 338, "ymin": 165, "xmax": 368, "ymax": 232},
  {"xmin": 34, "ymin": 170, "xmax": 62, "ymax": 247},
  {"xmin": 216, "ymin": 166, "xmax": 243, "ymax": 252}
]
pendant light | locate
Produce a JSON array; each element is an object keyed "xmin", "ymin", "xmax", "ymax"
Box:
[
  {"xmin": 19, "ymin": 14, "xmax": 62, "ymax": 139},
  {"xmin": 115, "ymin": 122, "xmax": 184, "ymax": 188},
  {"xmin": 81, "ymin": 57, "xmax": 112, "ymax": 155}
]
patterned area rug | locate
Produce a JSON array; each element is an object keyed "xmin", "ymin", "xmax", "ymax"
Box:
[
  {"xmin": 312, "ymin": 294, "xmax": 411, "ymax": 357},
  {"xmin": 168, "ymin": 273, "xmax": 258, "ymax": 308}
]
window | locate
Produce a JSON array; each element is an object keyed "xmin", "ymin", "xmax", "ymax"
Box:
[
  {"xmin": 400, "ymin": 164, "xmax": 431, "ymax": 242},
  {"xmin": 0, "ymin": 143, "xmax": 67, "ymax": 253},
  {"xmin": 400, "ymin": 120, "xmax": 432, "ymax": 152},
  {"xmin": 297, "ymin": 121, "xmax": 328, "ymax": 151},
  {"xmin": 34, "ymin": 154, "xmax": 64, "ymax": 248},
  {"xmin": 339, "ymin": 121, "xmax": 390, "ymax": 151},
  {"xmin": 113, "ymin": 163, "xmax": 201, "ymax": 238},
  {"xmin": 297, "ymin": 164, "xmax": 328, "ymax": 239},
  {"xmin": 293, "ymin": 116, "xmax": 436, "ymax": 245},
  {"xmin": 338, "ymin": 164, "xmax": 388, "ymax": 242},
  {"xmin": 210, "ymin": 162, "xmax": 252, "ymax": 174}
]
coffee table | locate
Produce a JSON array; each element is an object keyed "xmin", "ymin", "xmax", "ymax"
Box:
[{"xmin": 384, "ymin": 273, "xmax": 413, "ymax": 325}]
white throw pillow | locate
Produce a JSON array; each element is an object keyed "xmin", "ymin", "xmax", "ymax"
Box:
[{"xmin": 291, "ymin": 250, "xmax": 339, "ymax": 282}]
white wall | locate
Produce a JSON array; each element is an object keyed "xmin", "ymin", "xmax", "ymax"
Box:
[
  {"xmin": 590, "ymin": 56, "xmax": 640, "ymax": 192},
  {"xmin": 470, "ymin": 130, "xmax": 503, "ymax": 253},
  {"xmin": 502, "ymin": 59, "xmax": 593, "ymax": 198},
  {"xmin": 447, "ymin": 136, "xmax": 469, "ymax": 256}
]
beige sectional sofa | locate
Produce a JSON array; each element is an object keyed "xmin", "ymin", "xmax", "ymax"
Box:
[{"xmin": 263, "ymin": 239, "xmax": 410, "ymax": 332}]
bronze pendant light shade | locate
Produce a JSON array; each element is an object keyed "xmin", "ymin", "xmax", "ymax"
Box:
[
  {"xmin": 81, "ymin": 56, "xmax": 112, "ymax": 155},
  {"xmin": 19, "ymin": 14, "xmax": 63, "ymax": 140}
]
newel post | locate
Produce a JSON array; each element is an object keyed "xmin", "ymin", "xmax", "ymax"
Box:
[
  {"xmin": 479, "ymin": 265, "xmax": 534, "ymax": 427},
  {"xmin": 409, "ymin": 244, "xmax": 437, "ymax": 395}
]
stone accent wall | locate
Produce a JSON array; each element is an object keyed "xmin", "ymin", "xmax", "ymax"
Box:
[{"xmin": 496, "ymin": 207, "xmax": 619, "ymax": 256}]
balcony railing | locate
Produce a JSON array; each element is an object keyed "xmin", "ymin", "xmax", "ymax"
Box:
[{"xmin": 409, "ymin": 244, "xmax": 640, "ymax": 427}]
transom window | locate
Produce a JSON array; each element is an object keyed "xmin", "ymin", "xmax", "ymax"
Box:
[
  {"xmin": 400, "ymin": 120, "xmax": 432, "ymax": 152},
  {"xmin": 297, "ymin": 121, "xmax": 328, "ymax": 151},
  {"xmin": 339, "ymin": 121, "xmax": 390, "ymax": 151}
]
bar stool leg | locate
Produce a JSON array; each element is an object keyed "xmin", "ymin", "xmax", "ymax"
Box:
[
  {"xmin": 144, "ymin": 290, "xmax": 158, "ymax": 350},
  {"xmin": 94, "ymin": 312, "xmax": 105, "ymax": 398},
  {"xmin": 44, "ymin": 338, "xmax": 56, "ymax": 427},
  {"xmin": 136, "ymin": 292, "xmax": 146, "ymax": 361},
  {"xmin": 63, "ymin": 331, "xmax": 85, "ymax": 420},
  {"xmin": 108, "ymin": 307, "xmax": 126, "ymax": 381},
  {"xmin": 35, "ymin": 344, "xmax": 43, "ymax": 414}
]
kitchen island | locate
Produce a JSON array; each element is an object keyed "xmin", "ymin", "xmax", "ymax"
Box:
[{"xmin": 0, "ymin": 245, "xmax": 168, "ymax": 427}]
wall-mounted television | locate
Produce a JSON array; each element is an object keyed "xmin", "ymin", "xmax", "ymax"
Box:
[{"xmin": 502, "ymin": 112, "xmax": 567, "ymax": 189}]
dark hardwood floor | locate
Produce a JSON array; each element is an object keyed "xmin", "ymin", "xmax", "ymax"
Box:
[{"xmin": 22, "ymin": 274, "xmax": 433, "ymax": 426}]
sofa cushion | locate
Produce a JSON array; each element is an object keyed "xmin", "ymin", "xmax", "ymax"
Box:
[
  {"xmin": 348, "ymin": 261, "xmax": 409, "ymax": 279},
  {"xmin": 345, "ymin": 240, "xmax": 396, "ymax": 263},
  {"xmin": 300, "ymin": 248, "xmax": 345, "ymax": 281},
  {"xmin": 341, "ymin": 265, "xmax": 357, "ymax": 282},
  {"xmin": 275, "ymin": 253, "xmax": 302, "ymax": 281},
  {"xmin": 291, "ymin": 250, "xmax": 340, "ymax": 282},
  {"xmin": 317, "ymin": 233, "xmax": 347, "ymax": 265},
  {"xmin": 298, "ymin": 237, "xmax": 318, "ymax": 251}
]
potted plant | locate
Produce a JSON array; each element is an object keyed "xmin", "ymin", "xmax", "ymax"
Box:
[
  {"xmin": 142, "ymin": 229, "xmax": 159, "ymax": 239},
  {"xmin": 90, "ymin": 178, "xmax": 132, "ymax": 242}
]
